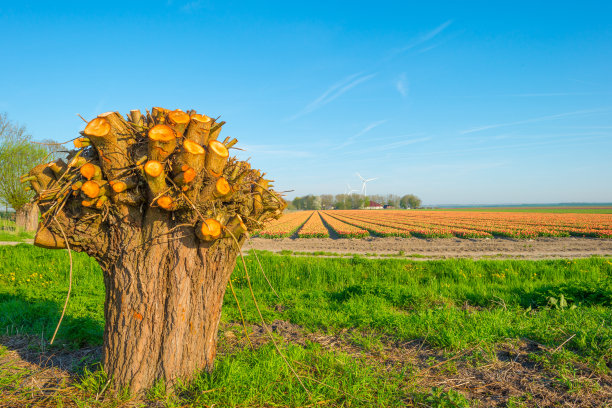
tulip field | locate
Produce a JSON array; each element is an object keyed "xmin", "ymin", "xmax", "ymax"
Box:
[
  {"xmin": 255, "ymin": 211, "xmax": 313, "ymax": 238},
  {"xmin": 319, "ymin": 211, "xmax": 368, "ymax": 238},
  {"xmin": 297, "ymin": 211, "xmax": 329, "ymax": 238},
  {"xmin": 256, "ymin": 209, "xmax": 612, "ymax": 239}
]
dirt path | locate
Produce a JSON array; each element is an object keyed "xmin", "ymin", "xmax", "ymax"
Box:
[
  {"xmin": 0, "ymin": 240, "xmax": 33, "ymax": 246},
  {"xmin": 4, "ymin": 238, "xmax": 612, "ymax": 260},
  {"xmin": 247, "ymin": 237, "xmax": 612, "ymax": 259}
]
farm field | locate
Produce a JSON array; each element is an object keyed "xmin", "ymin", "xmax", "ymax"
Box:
[
  {"xmin": 257, "ymin": 209, "xmax": 612, "ymax": 239},
  {"xmin": 0, "ymin": 244, "xmax": 611, "ymax": 407},
  {"xmin": 249, "ymin": 236, "xmax": 612, "ymax": 260},
  {"xmin": 435, "ymin": 206, "xmax": 612, "ymax": 214}
]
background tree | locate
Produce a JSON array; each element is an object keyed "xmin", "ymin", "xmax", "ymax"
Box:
[
  {"xmin": 334, "ymin": 193, "xmax": 348, "ymax": 209},
  {"xmin": 292, "ymin": 196, "xmax": 305, "ymax": 210},
  {"xmin": 320, "ymin": 194, "xmax": 334, "ymax": 209},
  {"xmin": 290, "ymin": 193, "xmax": 420, "ymax": 211},
  {"xmin": 400, "ymin": 194, "xmax": 422, "ymax": 209},
  {"xmin": 22, "ymin": 107, "xmax": 285, "ymax": 394},
  {"xmin": 348, "ymin": 193, "xmax": 368, "ymax": 209},
  {"xmin": 408, "ymin": 194, "xmax": 422, "ymax": 209},
  {"xmin": 0, "ymin": 113, "xmax": 49, "ymax": 231},
  {"xmin": 304, "ymin": 194, "xmax": 315, "ymax": 209},
  {"xmin": 291, "ymin": 194, "xmax": 323, "ymax": 210},
  {"xmin": 385, "ymin": 194, "xmax": 401, "ymax": 208}
]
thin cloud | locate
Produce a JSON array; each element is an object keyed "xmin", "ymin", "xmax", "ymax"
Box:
[
  {"xmin": 374, "ymin": 136, "xmax": 431, "ymax": 151},
  {"xmin": 503, "ymin": 92, "xmax": 598, "ymax": 97},
  {"xmin": 180, "ymin": 1, "xmax": 203, "ymax": 12},
  {"xmin": 255, "ymin": 149, "xmax": 313, "ymax": 158},
  {"xmin": 287, "ymin": 21, "xmax": 451, "ymax": 121},
  {"xmin": 334, "ymin": 120, "xmax": 388, "ymax": 150},
  {"xmin": 241, "ymin": 144, "xmax": 314, "ymax": 158},
  {"xmin": 395, "ymin": 73, "xmax": 408, "ymax": 97},
  {"xmin": 366, "ymin": 132, "xmax": 426, "ymax": 143},
  {"xmin": 392, "ymin": 20, "xmax": 453, "ymax": 56},
  {"xmin": 342, "ymin": 136, "xmax": 431, "ymax": 156},
  {"xmin": 415, "ymin": 161, "xmax": 509, "ymax": 173},
  {"xmin": 401, "ymin": 134, "xmax": 609, "ymax": 159},
  {"xmin": 287, "ymin": 73, "xmax": 377, "ymax": 121},
  {"xmin": 461, "ymin": 130, "xmax": 608, "ymax": 146},
  {"xmin": 416, "ymin": 42, "xmax": 445, "ymax": 54},
  {"xmin": 562, "ymin": 125, "xmax": 612, "ymax": 129},
  {"xmin": 460, "ymin": 108, "xmax": 612, "ymax": 134},
  {"xmin": 568, "ymin": 78, "xmax": 601, "ymax": 86}
]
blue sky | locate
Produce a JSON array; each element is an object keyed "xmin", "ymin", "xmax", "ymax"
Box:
[{"xmin": 1, "ymin": 1, "xmax": 611, "ymax": 205}]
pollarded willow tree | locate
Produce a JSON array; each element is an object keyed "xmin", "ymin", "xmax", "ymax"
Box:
[
  {"xmin": 0, "ymin": 113, "xmax": 50, "ymax": 231},
  {"xmin": 22, "ymin": 108, "xmax": 286, "ymax": 393}
]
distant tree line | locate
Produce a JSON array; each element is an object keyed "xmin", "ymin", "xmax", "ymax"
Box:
[
  {"xmin": 289, "ymin": 193, "xmax": 422, "ymax": 210},
  {"xmin": 0, "ymin": 113, "xmax": 61, "ymax": 231}
]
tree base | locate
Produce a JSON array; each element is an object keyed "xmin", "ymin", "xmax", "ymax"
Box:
[
  {"xmin": 103, "ymin": 226, "xmax": 241, "ymax": 394},
  {"xmin": 15, "ymin": 202, "xmax": 39, "ymax": 232}
]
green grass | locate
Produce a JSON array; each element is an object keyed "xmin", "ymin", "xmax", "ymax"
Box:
[
  {"xmin": 278, "ymin": 249, "xmax": 417, "ymax": 258},
  {"xmin": 0, "ymin": 219, "xmax": 35, "ymax": 242},
  {"xmin": 227, "ymin": 254, "xmax": 612, "ymax": 362},
  {"xmin": 0, "ymin": 244, "xmax": 610, "ymax": 406},
  {"xmin": 0, "ymin": 230, "xmax": 35, "ymax": 242},
  {"xmin": 170, "ymin": 342, "xmax": 408, "ymax": 407}
]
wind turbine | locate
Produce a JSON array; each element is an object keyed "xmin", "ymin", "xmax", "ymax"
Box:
[
  {"xmin": 344, "ymin": 184, "xmax": 359, "ymax": 207},
  {"xmin": 346, "ymin": 183, "xmax": 359, "ymax": 195},
  {"xmin": 356, "ymin": 173, "xmax": 378, "ymax": 197}
]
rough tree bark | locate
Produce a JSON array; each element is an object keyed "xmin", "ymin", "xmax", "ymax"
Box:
[
  {"xmin": 22, "ymin": 107, "xmax": 285, "ymax": 394},
  {"xmin": 15, "ymin": 202, "xmax": 39, "ymax": 232}
]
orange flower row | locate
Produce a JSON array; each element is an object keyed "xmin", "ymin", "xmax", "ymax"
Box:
[
  {"xmin": 257, "ymin": 211, "xmax": 313, "ymax": 238},
  {"xmin": 257, "ymin": 209, "xmax": 612, "ymax": 239},
  {"xmin": 319, "ymin": 212, "xmax": 368, "ymax": 238},
  {"xmin": 297, "ymin": 212, "xmax": 329, "ymax": 238}
]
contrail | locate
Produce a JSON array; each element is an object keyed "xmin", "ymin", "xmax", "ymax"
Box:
[
  {"xmin": 287, "ymin": 72, "xmax": 377, "ymax": 120},
  {"xmin": 460, "ymin": 108, "xmax": 612, "ymax": 134},
  {"xmin": 333, "ymin": 119, "xmax": 388, "ymax": 150}
]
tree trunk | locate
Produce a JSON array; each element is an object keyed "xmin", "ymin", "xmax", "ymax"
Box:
[
  {"xmin": 24, "ymin": 107, "xmax": 286, "ymax": 395},
  {"xmin": 102, "ymin": 228, "xmax": 240, "ymax": 394},
  {"xmin": 15, "ymin": 202, "xmax": 39, "ymax": 232}
]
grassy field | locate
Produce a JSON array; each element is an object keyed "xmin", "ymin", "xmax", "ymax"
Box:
[
  {"xmin": 432, "ymin": 206, "xmax": 612, "ymax": 214},
  {"xmin": 0, "ymin": 244, "xmax": 611, "ymax": 406},
  {"xmin": 0, "ymin": 218, "xmax": 35, "ymax": 242},
  {"xmin": 0, "ymin": 230, "xmax": 34, "ymax": 242}
]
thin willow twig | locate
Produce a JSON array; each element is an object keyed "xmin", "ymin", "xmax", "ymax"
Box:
[
  {"xmin": 247, "ymin": 236, "xmax": 279, "ymax": 298},
  {"xmin": 226, "ymin": 229, "xmax": 310, "ymax": 395},
  {"xmin": 228, "ymin": 279, "xmax": 254, "ymax": 350},
  {"xmin": 50, "ymin": 217, "xmax": 73, "ymax": 345}
]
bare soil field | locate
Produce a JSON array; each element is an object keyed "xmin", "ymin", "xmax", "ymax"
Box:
[
  {"xmin": 4, "ymin": 238, "xmax": 611, "ymax": 259},
  {"xmin": 247, "ymin": 237, "xmax": 612, "ymax": 259}
]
